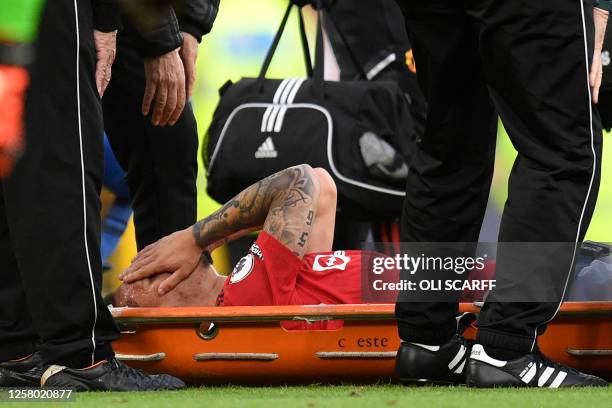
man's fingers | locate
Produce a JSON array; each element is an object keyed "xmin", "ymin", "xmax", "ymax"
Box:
[
  {"xmin": 593, "ymin": 72, "xmax": 602, "ymax": 104},
  {"xmin": 184, "ymin": 59, "xmax": 195, "ymax": 101},
  {"xmin": 122, "ymin": 261, "xmax": 168, "ymax": 283},
  {"xmin": 169, "ymin": 78, "xmax": 186, "ymax": 125},
  {"xmin": 158, "ymin": 267, "xmax": 190, "ymax": 295},
  {"xmin": 95, "ymin": 59, "xmax": 104, "ymax": 96},
  {"xmin": 142, "ymin": 79, "xmax": 158, "ymax": 116},
  {"xmin": 160, "ymin": 80, "xmax": 178, "ymax": 126},
  {"xmin": 151, "ymin": 83, "xmax": 168, "ymax": 126}
]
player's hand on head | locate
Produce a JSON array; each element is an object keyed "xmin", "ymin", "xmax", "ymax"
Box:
[{"xmin": 120, "ymin": 228, "xmax": 202, "ymax": 295}]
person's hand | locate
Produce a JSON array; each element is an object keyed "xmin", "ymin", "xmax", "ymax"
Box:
[
  {"xmin": 179, "ymin": 32, "xmax": 199, "ymax": 101},
  {"xmin": 119, "ymin": 227, "xmax": 202, "ymax": 295},
  {"xmin": 93, "ymin": 30, "xmax": 117, "ymax": 97},
  {"xmin": 142, "ymin": 48, "xmax": 186, "ymax": 126},
  {"xmin": 591, "ymin": 7, "xmax": 609, "ymax": 104}
]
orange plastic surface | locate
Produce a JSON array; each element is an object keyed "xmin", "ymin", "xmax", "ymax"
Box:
[{"xmin": 112, "ymin": 302, "xmax": 612, "ymax": 385}]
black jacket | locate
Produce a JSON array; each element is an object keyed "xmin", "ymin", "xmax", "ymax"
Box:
[{"xmin": 116, "ymin": 0, "xmax": 219, "ymax": 58}]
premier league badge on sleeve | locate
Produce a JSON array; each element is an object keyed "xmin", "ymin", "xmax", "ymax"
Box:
[{"xmin": 230, "ymin": 253, "xmax": 255, "ymax": 284}]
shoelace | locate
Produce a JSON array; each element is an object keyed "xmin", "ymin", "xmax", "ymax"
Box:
[
  {"xmin": 532, "ymin": 351, "xmax": 581, "ymax": 377},
  {"xmin": 108, "ymin": 358, "xmax": 154, "ymax": 383}
]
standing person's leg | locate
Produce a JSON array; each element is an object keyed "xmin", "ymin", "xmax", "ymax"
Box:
[
  {"xmin": 395, "ymin": 0, "xmax": 497, "ymax": 345},
  {"xmin": 467, "ymin": 0, "xmax": 603, "ymax": 356},
  {"xmin": 392, "ymin": 0, "xmax": 497, "ymax": 384},
  {"xmin": 104, "ymin": 34, "xmax": 198, "ymax": 251},
  {"xmin": 0, "ymin": 184, "xmax": 37, "ymax": 363},
  {"xmin": 2, "ymin": 0, "xmax": 117, "ymax": 368}
]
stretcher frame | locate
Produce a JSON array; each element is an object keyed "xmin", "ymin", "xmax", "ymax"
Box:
[{"xmin": 111, "ymin": 302, "xmax": 612, "ymax": 385}]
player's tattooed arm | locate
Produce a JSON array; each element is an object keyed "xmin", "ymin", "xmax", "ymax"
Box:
[{"xmin": 192, "ymin": 164, "xmax": 320, "ymax": 258}]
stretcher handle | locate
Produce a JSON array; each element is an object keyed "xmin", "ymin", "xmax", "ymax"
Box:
[
  {"xmin": 115, "ymin": 352, "xmax": 166, "ymax": 362},
  {"xmin": 566, "ymin": 348, "xmax": 612, "ymax": 357},
  {"xmin": 316, "ymin": 351, "xmax": 396, "ymax": 359},
  {"xmin": 193, "ymin": 353, "xmax": 279, "ymax": 361}
]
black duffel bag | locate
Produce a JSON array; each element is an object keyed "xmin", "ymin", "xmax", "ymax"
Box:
[{"xmin": 204, "ymin": 1, "xmax": 416, "ymax": 219}]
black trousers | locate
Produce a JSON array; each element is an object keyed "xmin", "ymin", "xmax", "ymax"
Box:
[
  {"xmin": 0, "ymin": 0, "xmax": 118, "ymax": 367},
  {"xmin": 103, "ymin": 27, "xmax": 198, "ymax": 251},
  {"xmin": 396, "ymin": 0, "xmax": 602, "ymax": 353}
]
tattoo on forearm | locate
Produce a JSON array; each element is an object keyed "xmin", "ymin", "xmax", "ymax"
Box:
[
  {"xmin": 306, "ymin": 210, "xmax": 314, "ymax": 226},
  {"xmin": 191, "ymin": 165, "xmax": 318, "ymax": 257},
  {"xmin": 298, "ymin": 232, "xmax": 309, "ymax": 248}
]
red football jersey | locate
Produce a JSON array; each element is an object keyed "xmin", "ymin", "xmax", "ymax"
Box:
[{"xmin": 219, "ymin": 232, "xmax": 363, "ymax": 329}]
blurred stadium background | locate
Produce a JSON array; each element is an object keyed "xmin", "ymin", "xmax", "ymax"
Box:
[{"xmin": 102, "ymin": 0, "xmax": 612, "ymax": 293}]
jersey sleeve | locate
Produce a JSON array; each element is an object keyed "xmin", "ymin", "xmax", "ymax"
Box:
[{"xmin": 221, "ymin": 232, "xmax": 303, "ymax": 306}]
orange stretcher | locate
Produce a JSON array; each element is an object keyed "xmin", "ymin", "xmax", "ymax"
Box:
[{"xmin": 111, "ymin": 302, "xmax": 612, "ymax": 385}]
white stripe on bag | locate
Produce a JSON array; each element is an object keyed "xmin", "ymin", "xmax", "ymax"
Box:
[
  {"xmin": 274, "ymin": 78, "xmax": 305, "ymax": 132},
  {"xmin": 261, "ymin": 79, "xmax": 291, "ymax": 132},
  {"xmin": 266, "ymin": 78, "xmax": 296, "ymax": 132}
]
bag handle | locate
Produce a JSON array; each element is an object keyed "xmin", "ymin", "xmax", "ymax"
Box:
[
  {"xmin": 256, "ymin": 1, "xmax": 369, "ymax": 98},
  {"xmin": 257, "ymin": 2, "xmax": 313, "ymax": 91}
]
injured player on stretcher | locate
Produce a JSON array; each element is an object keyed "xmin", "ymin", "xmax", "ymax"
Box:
[{"xmin": 113, "ymin": 165, "xmax": 363, "ymax": 321}]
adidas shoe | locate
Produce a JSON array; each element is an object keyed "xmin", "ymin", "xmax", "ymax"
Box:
[
  {"xmin": 395, "ymin": 313, "xmax": 476, "ymax": 385},
  {"xmin": 0, "ymin": 352, "xmax": 47, "ymax": 387},
  {"xmin": 40, "ymin": 357, "xmax": 185, "ymax": 391},
  {"xmin": 466, "ymin": 344, "xmax": 608, "ymax": 388}
]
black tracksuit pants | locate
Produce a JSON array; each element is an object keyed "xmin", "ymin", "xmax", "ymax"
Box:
[
  {"xmin": 395, "ymin": 0, "xmax": 603, "ymax": 353},
  {"xmin": 0, "ymin": 0, "xmax": 118, "ymax": 367},
  {"xmin": 103, "ymin": 26, "xmax": 198, "ymax": 251}
]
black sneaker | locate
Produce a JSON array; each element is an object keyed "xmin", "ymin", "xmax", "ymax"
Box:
[
  {"xmin": 40, "ymin": 357, "xmax": 185, "ymax": 391},
  {"xmin": 395, "ymin": 313, "xmax": 476, "ymax": 385},
  {"xmin": 0, "ymin": 352, "xmax": 47, "ymax": 388},
  {"xmin": 466, "ymin": 344, "xmax": 608, "ymax": 388}
]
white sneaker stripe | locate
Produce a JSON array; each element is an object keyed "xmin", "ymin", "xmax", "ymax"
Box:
[
  {"xmin": 538, "ymin": 367, "xmax": 555, "ymax": 387},
  {"xmin": 448, "ymin": 345, "xmax": 466, "ymax": 370},
  {"xmin": 521, "ymin": 364, "xmax": 537, "ymax": 384},
  {"xmin": 454, "ymin": 359, "xmax": 466, "ymax": 374},
  {"xmin": 549, "ymin": 371, "xmax": 567, "ymax": 388}
]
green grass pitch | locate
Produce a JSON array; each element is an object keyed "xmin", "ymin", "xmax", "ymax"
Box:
[{"xmin": 6, "ymin": 384, "xmax": 610, "ymax": 408}]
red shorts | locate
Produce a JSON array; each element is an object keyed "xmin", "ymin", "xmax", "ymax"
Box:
[{"xmin": 219, "ymin": 232, "xmax": 363, "ymax": 329}]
